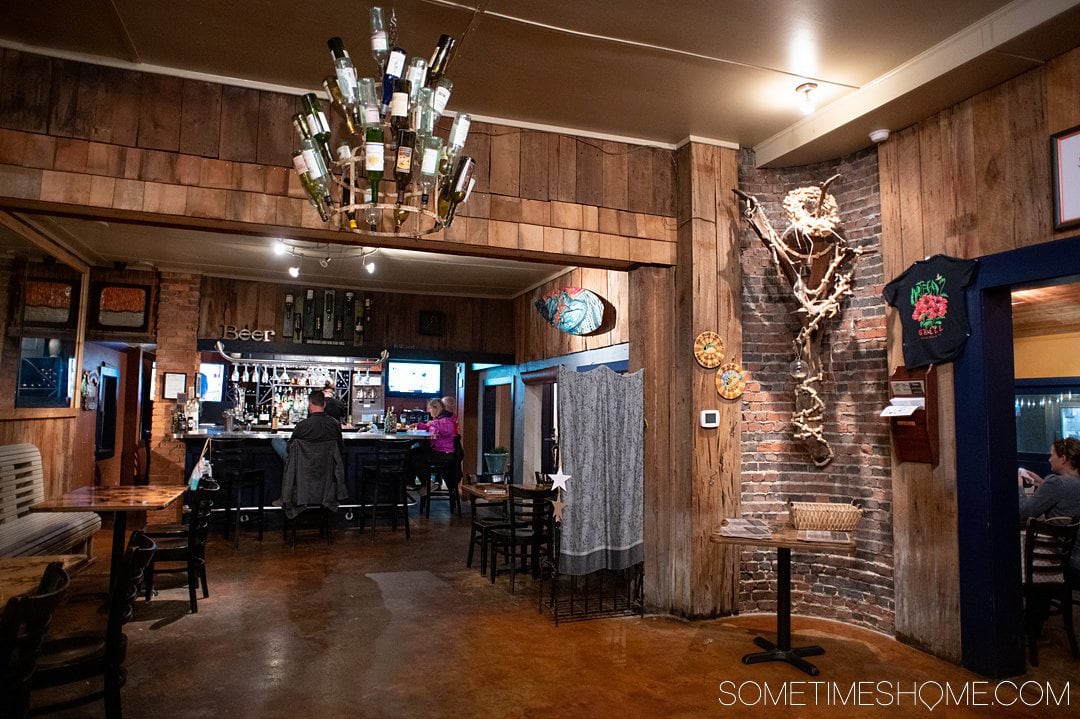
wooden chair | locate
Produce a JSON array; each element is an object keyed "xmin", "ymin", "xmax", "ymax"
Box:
[
  {"xmin": 0, "ymin": 563, "xmax": 70, "ymax": 719},
  {"xmin": 29, "ymin": 532, "xmax": 156, "ymax": 718},
  {"xmin": 143, "ymin": 480, "xmax": 219, "ymax": 614},
  {"xmin": 488, "ymin": 485, "xmax": 555, "ymax": 594},
  {"xmin": 418, "ymin": 452, "xmax": 462, "ymax": 518},
  {"xmin": 463, "ymin": 474, "xmax": 508, "ymax": 576},
  {"xmin": 1023, "ymin": 516, "xmax": 1080, "ymax": 666}
]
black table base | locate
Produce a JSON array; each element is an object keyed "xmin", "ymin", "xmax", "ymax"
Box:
[{"xmin": 741, "ymin": 546, "xmax": 825, "ymax": 676}]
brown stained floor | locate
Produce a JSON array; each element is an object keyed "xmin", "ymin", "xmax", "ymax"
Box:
[{"xmin": 34, "ymin": 505, "xmax": 1080, "ymax": 719}]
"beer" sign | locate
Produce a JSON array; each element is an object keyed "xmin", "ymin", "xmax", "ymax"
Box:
[{"xmin": 220, "ymin": 325, "xmax": 276, "ymax": 342}]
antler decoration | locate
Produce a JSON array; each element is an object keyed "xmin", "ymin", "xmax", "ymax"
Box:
[{"xmin": 733, "ymin": 175, "xmax": 862, "ymax": 467}]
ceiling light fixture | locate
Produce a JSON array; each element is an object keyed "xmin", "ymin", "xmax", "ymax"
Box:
[
  {"xmin": 272, "ymin": 238, "xmax": 378, "ymax": 277},
  {"xmin": 796, "ymin": 82, "xmax": 818, "ymax": 115},
  {"xmin": 289, "ymin": 10, "xmax": 477, "ymax": 239}
]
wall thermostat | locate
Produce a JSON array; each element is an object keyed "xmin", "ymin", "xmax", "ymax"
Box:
[{"xmin": 700, "ymin": 410, "xmax": 720, "ymax": 428}]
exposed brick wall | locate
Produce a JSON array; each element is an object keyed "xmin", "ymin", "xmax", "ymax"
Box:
[
  {"xmin": 148, "ymin": 271, "xmax": 200, "ymax": 496},
  {"xmin": 737, "ymin": 148, "xmax": 894, "ymax": 633}
]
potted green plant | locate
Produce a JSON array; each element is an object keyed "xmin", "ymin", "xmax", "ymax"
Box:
[{"xmin": 483, "ymin": 446, "xmax": 510, "ymax": 480}]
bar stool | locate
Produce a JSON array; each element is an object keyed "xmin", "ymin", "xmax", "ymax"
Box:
[
  {"xmin": 211, "ymin": 440, "xmax": 265, "ymax": 547},
  {"xmin": 359, "ymin": 440, "xmax": 411, "ymax": 538},
  {"xmin": 418, "ymin": 454, "xmax": 461, "ymax": 518}
]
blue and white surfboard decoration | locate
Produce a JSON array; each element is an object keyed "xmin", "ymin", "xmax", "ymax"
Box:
[{"xmin": 535, "ymin": 287, "xmax": 606, "ymax": 336}]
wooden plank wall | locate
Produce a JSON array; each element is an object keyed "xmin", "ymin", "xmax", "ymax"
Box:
[
  {"xmin": 513, "ymin": 268, "xmax": 628, "ymax": 363},
  {"xmin": 674, "ymin": 143, "xmax": 742, "ymax": 617},
  {"xmin": 0, "ymin": 48, "xmax": 677, "ymax": 268},
  {"xmin": 199, "ymin": 276, "xmax": 515, "ymax": 358},
  {"xmin": 878, "ymin": 45, "xmax": 1080, "ymax": 661}
]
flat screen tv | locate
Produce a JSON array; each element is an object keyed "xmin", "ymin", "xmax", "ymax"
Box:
[{"xmin": 387, "ymin": 361, "xmax": 440, "ymax": 396}]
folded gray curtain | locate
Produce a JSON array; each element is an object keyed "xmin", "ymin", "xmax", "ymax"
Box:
[{"xmin": 556, "ymin": 365, "xmax": 644, "ymax": 575}]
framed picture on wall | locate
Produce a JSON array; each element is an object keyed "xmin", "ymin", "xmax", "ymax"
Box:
[
  {"xmin": 162, "ymin": 372, "xmax": 187, "ymax": 400},
  {"xmin": 21, "ymin": 278, "xmax": 77, "ymax": 329},
  {"xmin": 88, "ymin": 282, "xmax": 153, "ymax": 333},
  {"xmin": 1051, "ymin": 123, "xmax": 1080, "ymax": 230}
]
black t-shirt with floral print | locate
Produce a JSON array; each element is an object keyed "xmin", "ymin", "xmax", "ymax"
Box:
[{"xmin": 882, "ymin": 255, "xmax": 978, "ymax": 369}]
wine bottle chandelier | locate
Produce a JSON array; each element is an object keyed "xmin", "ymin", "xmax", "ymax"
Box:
[{"xmin": 290, "ymin": 6, "xmax": 476, "ymax": 239}]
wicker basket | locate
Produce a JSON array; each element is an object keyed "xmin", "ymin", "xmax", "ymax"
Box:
[{"xmin": 789, "ymin": 501, "xmax": 861, "ymax": 531}]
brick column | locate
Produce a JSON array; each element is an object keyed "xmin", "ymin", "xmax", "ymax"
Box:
[{"xmin": 148, "ymin": 272, "xmax": 200, "ymax": 518}]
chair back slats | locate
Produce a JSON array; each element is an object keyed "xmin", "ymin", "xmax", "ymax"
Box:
[
  {"xmin": 508, "ymin": 485, "xmax": 555, "ymax": 535},
  {"xmin": 108, "ymin": 533, "xmax": 156, "ymax": 653},
  {"xmin": 0, "ymin": 444, "xmax": 47, "ymax": 525},
  {"xmin": 1024, "ymin": 517, "xmax": 1079, "ymax": 586},
  {"xmin": 0, "ymin": 561, "xmax": 70, "ymax": 716}
]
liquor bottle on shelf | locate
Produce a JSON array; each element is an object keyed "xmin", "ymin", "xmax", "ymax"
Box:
[
  {"xmin": 370, "ymin": 7, "xmax": 389, "ymax": 70},
  {"xmin": 283, "ymin": 293, "xmax": 295, "ymax": 339},
  {"xmin": 323, "ymin": 289, "xmax": 335, "ymax": 340},
  {"xmin": 303, "ymin": 289, "xmax": 316, "ymax": 339},
  {"xmin": 388, "ymin": 76, "xmax": 410, "ymax": 134},
  {"xmin": 406, "ymin": 57, "xmax": 427, "ymax": 102},
  {"xmin": 426, "ymin": 34, "xmax": 456, "ymax": 87},
  {"xmin": 383, "ymin": 405, "xmax": 396, "ymax": 434},
  {"xmin": 293, "ymin": 295, "xmax": 304, "ymax": 343},
  {"xmin": 431, "ymin": 76, "xmax": 452, "ymax": 119},
  {"xmin": 419, "ymin": 135, "xmax": 442, "ymax": 205},
  {"xmin": 291, "ymin": 151, "xmax": 330, "ymax": 221},
  {"xmin": 380, "ymin": 46, "xmax": 407, "ymax": 114},
  {"xmin": 343, "ymin": 291, "xmax": 356, "ymax": 343},
  {"xmin": 364, "ymin": 124, "xmax": 385, "ymax": 202},
  {"xmin": 324, "ymin": 75, "xmax": 359, "ymax": 136}
]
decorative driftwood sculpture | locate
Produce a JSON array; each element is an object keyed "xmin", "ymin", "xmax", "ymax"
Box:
[{"xmin": 733, "ymin": 175, "xmax": 862, "ymax": 467}]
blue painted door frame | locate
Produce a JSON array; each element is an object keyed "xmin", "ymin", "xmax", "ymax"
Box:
[{"xmin": 953, "ymin": 234, "xmax": 1080, "ymax": 677}]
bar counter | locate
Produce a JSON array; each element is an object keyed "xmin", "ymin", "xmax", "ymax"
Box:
[{"xmin": 176, "ymin": 428, "xmax": 431, "ymax": 517}]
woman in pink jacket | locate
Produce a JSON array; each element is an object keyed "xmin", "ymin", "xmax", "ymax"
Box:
[{"xmin": 409, "ymin": 398, "xmax": 460, "ymax": 502}]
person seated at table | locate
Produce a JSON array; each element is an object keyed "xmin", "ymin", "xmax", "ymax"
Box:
[
  {"xmin": 441, "ymin": 395, "xmax": 466, "ymax": 467},
  {"xmin": 1018, "ymin": 437, "xmax": 1080, "ymax": 581},
  {"xmin": 279, "ymin": 391, "xmax": 347, "ymax": 518},
  {"xmin": 407, "ymin": 398, "xmax": 458, "ymax": 495}
]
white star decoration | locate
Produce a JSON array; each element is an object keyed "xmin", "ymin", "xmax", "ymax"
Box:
[{"xmin": 547, "ymin": 469, "xmax": 571, "ymax": 491}]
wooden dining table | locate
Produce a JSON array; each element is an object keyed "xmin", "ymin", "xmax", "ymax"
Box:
[
  {"xmin": 711, "ymin": 526, "xmax": 856, "ymax": 676},
  {"xmin": 30, "ymin": 485, "xmax": 186, "ymax": 596},
  {"xmin": 0, "ymin": 554, "xmax": 88, "ymax": 605}
]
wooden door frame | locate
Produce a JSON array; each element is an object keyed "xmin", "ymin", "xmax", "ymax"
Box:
[{"xmin": 954, "ymin": 233, "xmax": 1080, "ymax": 678}]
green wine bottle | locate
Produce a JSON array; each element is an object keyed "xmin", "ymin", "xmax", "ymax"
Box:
[{"xmin": 364, "ymin": 125, "xmax": 385, "ymax": 202}]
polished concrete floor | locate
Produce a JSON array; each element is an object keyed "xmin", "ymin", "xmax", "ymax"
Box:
[{"xmin": 36, "ymin": 504, "xmax": 1080, "ymax": 718}]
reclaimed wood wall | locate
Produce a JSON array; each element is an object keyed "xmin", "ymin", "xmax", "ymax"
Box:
[
  {"xmin": 674, "ymin": 143, "xmax": 742, "ymax": 617},
  {"xmin": 0, "ymin": 48, "xmax": 677, "ymax": 268},
  {"xmin": 878, "ymin": 46, "xmax": 1080, "ymax": 661},
  {"xmin": 198, "ymin": 276, "xmax": 514, "ymax": 358},
  {"xmin": 513, "ymin": 268, "xmax": 628, "ymax": 363}
]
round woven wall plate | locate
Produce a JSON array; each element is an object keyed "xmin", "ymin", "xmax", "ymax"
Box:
[
  {"xmin": 715, "ymin": 362, "xmax": 747, "ymax": 399},
  {"xmin": 693, "ymin": 331, "xmax": 725, "ymax": 369}
]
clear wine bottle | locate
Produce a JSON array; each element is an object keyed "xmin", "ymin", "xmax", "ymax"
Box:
[
  {"xmin": 370, "ymin": 7, "xmax": 389, "ymax": 70},
  {"xmin": 431, "ymin": 77, "xmax": 452, "ymax": 118},
  {"xmin": 291, "ymin": 151, "xmax": 330, "ymax": 221},
  {"xmin": 406, "ymin": 57, "xmax": 428, "ymax": 102},
  {"xmin": 323, "ymin": 75, "xmax": 359, "ymax": 136},
  {"xmin": 419, "ymin": 135, "xmax": 442, "ymax": 205},
  {"xmin": 358, "ymin": 78, "xmax": 381, "ymax": 129}
]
